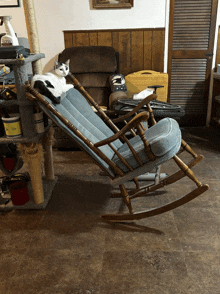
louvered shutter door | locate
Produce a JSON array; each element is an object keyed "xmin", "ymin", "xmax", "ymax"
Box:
[{"xmin": 168, "ymin": 0, "xmax": 218, "ymax": 125}]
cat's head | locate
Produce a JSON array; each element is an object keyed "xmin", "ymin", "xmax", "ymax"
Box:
[{"xmin": 54, "ymin": 59, "xmax": 70, "ymax": 77}]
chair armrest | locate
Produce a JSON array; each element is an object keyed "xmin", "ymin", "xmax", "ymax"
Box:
[
  {"xmin": 94, "ymin": 112, "xmax": 149, "ymax": 148},
  {"xmin": 112, "ymin": 94, "xmax": 157, "ymax": 124}
]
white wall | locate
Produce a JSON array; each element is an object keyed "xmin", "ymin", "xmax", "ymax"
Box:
[
  {"xmin": 1, "ymin": 0, "xmax": 219, "ymax": 73},
  {"xmin": 0, "ymin": 2, "xmax": 28, "ymax": 39},
  {"xmin": 0, "ymin": 0, "xmax": 166, "ymax": 72}
]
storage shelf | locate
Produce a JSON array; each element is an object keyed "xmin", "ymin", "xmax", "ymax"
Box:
[
  {"xmin": 0, "ymin": 120, "xmax": 52, "ymax": 144},
  {"xmin": 0, "ymin": 99, "xmax": 34, "ymax": 106},
  {"xmin": 0, "ymin": 53, "xmax": 45, "ymax": 65},
  {"xmin": 0, "ymin": 176, "xmax": 58, "ymax": 210},
  {"xmin": 0, "ymin": 53, "xmax": 56, "ymax": 210}
]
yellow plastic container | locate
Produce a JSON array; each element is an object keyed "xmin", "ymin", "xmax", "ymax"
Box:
[
  {"xmin": 2, "ymin": 114, "xmax": 22, "ymax": 138},
  {"xmin": 125, "ymin": 70, "xmax": 168, "ymax": 102}
]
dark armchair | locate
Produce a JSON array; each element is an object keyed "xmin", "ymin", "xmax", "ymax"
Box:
[{"xmin": 58, "ymin": 46, "xmax": 120, "ymax": 108}]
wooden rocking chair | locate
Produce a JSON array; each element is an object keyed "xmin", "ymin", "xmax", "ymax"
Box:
[{"xmin": 25, "ymin": 75, "xmax": 209, "ymax": 222}]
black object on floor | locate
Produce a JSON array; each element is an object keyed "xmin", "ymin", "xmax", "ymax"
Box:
[{"xmin": 113, "ymin": 98, "xmax": 185, "ymax": 121}]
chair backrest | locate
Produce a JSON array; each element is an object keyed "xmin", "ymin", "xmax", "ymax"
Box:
[
  {"xmin": 39, "ymin": 88, "xmax": 122, "ymax": 177},
  {"xmin": 58, "ymin": 46, "xmax": 119, "ymax": 107}
]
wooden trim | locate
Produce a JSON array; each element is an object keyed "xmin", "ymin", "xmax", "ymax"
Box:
[
  {"xmin": 63, "ymin": 28, "xmax": 164, "ymax": 33},
  {"xmin": 172, "ymin": 50, "xmax": 208, "ymax": 59},
  {"xmin": 168, "ymin": 0, "xmax": 218, "ymax": 124},
  {"xmin": 215, "ymin": 26, "xmax": 220, "ymax": 66},
  {"xmin": 167, "ymin": 0, "xmax": 175, "ymax": 102},
  {"xmin": 0, "ymin": 0, "xmax": 20, "ymax": 8},
  {"xmin": 63, "ymin": 28, "xmax": 165, "ymax": 76},
  {"xmin": 93, "ymin": 0, "xmax": 133, "ymax": 9}
]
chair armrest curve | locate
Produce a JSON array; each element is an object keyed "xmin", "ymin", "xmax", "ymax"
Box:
[
  {"xmin": 94, "ymin": 112, "xmax": 149, "ymax": 148},
  {"xmin": 112, "ymin": 94, "xmax": 157, "ymax": 123}
]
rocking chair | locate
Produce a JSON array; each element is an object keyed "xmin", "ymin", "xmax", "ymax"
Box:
[{"xmin": 25, "ymin": 75, "xmax": 209, "ymax": 222}]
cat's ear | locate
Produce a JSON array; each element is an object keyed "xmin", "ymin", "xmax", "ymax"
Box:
[
  {"xmin": 54, "ymin": 60, "xmax": 59, "ymax": 69},
  {"xmin": 65, "ymin": 59, "xmax": 70, "ymax": 66}
]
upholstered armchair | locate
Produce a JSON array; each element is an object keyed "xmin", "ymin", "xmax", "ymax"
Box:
[{"xmin": 58, "ymin": 46, "xmax": 120, "ymax": 108}]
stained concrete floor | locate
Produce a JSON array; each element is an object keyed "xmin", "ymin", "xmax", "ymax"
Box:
[{"xmin": 0, "ymin": 126, "xmax": 220, "ymax": 294}]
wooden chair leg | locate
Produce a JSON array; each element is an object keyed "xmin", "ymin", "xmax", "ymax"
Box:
[
  {"xmin": 181, "ymin": 139, "xmax": 198, "ymax": 158},
  {"xmin": 173, "ymin": 155, "xmax": 202, "ymax": 187},
  {"xmin": 133, "ymin": 177, "xmax": 140, "ymax": 189},
  {"xmin": 120, "ymin": 184, "xmax": 134, "ymax": 214}
]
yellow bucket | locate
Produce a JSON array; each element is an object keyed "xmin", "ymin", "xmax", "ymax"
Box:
[{"xmin": 2, "ymin": 114, "xmax": 22, "ymax": 138}]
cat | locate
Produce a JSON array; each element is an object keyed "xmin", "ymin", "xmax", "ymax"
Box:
[{"xmin": 31, "ymin": 59, "xmax": 74, "ymax": 104}]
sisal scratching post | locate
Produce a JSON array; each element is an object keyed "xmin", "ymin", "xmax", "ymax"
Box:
[
  {"xmin": 18, "ymin": 143, "xmax": 44, "ymax": 204},
  {"xmin": 42, "ymin": 126, "xmax": 55, "ymax": 181},
  {"xmin": 23, "ymin": 0, "xmax": 42, "ymax": 74}
]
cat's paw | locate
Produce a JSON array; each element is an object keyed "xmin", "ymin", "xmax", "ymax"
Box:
[
  {"xmin": 52, "ymin": 96, "xmax": 61, "ymax": 104},
  {"xmin": 66, "ymin": 84, "xmax": 74, "ymax": 90}
]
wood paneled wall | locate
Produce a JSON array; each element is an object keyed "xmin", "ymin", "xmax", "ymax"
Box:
[{"xmin": 63, "ymin": 28, "xmax": 165, "ymax": 76}]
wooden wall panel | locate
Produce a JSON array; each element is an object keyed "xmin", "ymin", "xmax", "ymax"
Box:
[
  {"xmin": 72, "ymin": 32, "xmax": 90, "ymax": 47},
  {"xmin": 64, "ymin": 32, "xmax": 73, "ymax": 48},
  {"xmin": 131, "ymin": 30, "xmax": 144, "ymax": 73},
  {"xmin": 89, "ymin": 32, "xmax": 98, "ymax": 46},
  {"xmin": 63, "ymin": 28, "xmax": 165, "ymax": 76},
  {"xmin": 97, "ymin": 32, "xmax": 112, "ymax": 46},
  {"xmin": 116, "ymin": 31, "xmax": 131, "ymax": 75},
  {"xmin": 143, "ymin": 31, "xmax": 152, "ymax": 69},
  {"xmin": 152, "ymin": 30, "xmax": 165, "ymax": 72}
]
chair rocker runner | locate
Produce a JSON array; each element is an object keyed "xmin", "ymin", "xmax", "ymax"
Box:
[{"xmin": 25, "ymin": 77, "xmax": 209, "ymax": 222}]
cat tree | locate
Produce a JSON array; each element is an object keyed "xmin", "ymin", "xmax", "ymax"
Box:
[
  {"xmin": 0, "ymin": 0, "xmax": 56, "ymax": 210},
  {"xmin": 23, "ymin": 0, "xmax": 55, "ymax": 202},
  {"xmin": 0, "ymin": 0, "xmax": 55, "ymax": 209}
]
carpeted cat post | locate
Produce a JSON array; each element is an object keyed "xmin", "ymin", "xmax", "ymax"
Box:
[
  {"xmin": 23, "ymin": 0, "xmax": 42, "ymax": 75},
  {"xmin": 20, "ymin": 0, "xmax": 55, "ymax": 205},
  {"xmin": 18, "ymin": 143, "xmax": 44, "ymax": 204}
]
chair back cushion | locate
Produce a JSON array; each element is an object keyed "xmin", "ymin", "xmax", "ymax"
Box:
[{"xmin": 39, "ymin": 88, "xmax": 122, "ymax": 177}]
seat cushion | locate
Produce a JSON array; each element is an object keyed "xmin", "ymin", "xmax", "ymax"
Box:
[{"xmin": 112, "ymin": 118, "xmax": 181, "ymax": 173}]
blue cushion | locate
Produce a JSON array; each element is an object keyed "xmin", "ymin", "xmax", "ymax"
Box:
[
  {"xmin": 38, "ymin": 88, "xmax": 122, "ymax": 177},
  {"xmin": 112, "ymin": 118, "xmax": 181, "ymax": 173}
]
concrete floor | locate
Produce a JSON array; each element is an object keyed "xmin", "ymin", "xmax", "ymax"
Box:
[{"xmin": 0, "ymin": 126, "xmax": 220, "ymax": 294}]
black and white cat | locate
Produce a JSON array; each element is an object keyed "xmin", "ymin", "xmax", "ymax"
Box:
[{"xmin": 31, "ymin": 59, "xmax": 74, "ymax": 104}]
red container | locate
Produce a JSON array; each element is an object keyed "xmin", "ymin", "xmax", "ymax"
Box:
[
  {"xmin": 3, "ymin": 155, "xmax": 15, "ymax": 171},
  {"xmin": 9, "ymin": 181, "xmax": 29, "ymax": 206}
]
